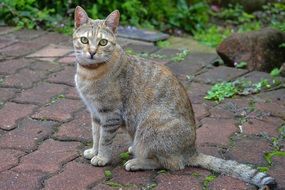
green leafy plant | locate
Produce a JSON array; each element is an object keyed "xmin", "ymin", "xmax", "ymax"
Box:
[
  {"xmin": 119, "ymin": 152, "xmax": 130, "ymax": 160},
  {"xmin": 156, "ymin": 40, "xmax": 170, "ymax": 48},
  {"xmin": 205, "ymin": 82, "xmax": 237, "ymax": 102},
  {"xmin": 257, "ymin": 166, "xmax": 269, "ymax": 173},
  {"xmin": 270, "ymin": 68, "xmax": 281, "ymax": 77},
  {"xmin": 280, "ymin": 43, "xmax": 285, "ymax": 48},
  {"xmin": 203, "ymin": 175, "xmax": 217, "ymax": 190},
  {"xmin": 104, "ymin": 170, "xmax": 113, "ymax": 179},
  {"xmin": 171, "ymin": 49, "xmax": 190, "ymax": 62},
  {"xmin": 235, "ymin": 61, "xmax": 247, "ymax": 68}
]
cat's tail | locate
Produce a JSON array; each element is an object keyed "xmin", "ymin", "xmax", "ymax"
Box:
[{"xmin": 188, "ymin": 152, "xmax": 277, "ymax": 189}]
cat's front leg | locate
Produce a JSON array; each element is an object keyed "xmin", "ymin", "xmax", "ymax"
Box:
[
  {"xmin": 84, "ymin": 117, "xmax": 100, "ymax": 159},
  {"xmin": 91, "ymin": 113, "xmax": 121, "ymax": 166}
]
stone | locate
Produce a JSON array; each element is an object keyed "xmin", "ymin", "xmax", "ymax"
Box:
[
  {"xmin": 226, "ymin": 137, "xmax": 271, "ymax": 166},
  {"xmin": 57, "ymin": 53, "xmax": 76, "ymax": 65},
  {"xmin": 0, "ymin": 171, "xmax": 45, "ymax": 190},
  {"xmin": 156, "ymin": 173, "xmax": 202, "ymax": 190},
  {"xmin": 192, "ymin": 103, "xmax": 210, "ymax": 127},
  {"xmin": 29, "ymin": 61, "xmax": 61, "ymax": 72},
  {"xmin": 13, "ymin": 139, "xmax": 80, "ymax": 174},
  {"xmin": 27, "ymin": 44, "xmax": 72, "ymax": 62},
  {"xmin": 31, "ymin": 99, "xmax": 83, "ymax": 122},
  {"xmin": 209, "ymin": 175, "xmax": 251, "ymax": 190},
  {"xmin": 44, "ymin": 161, "xmax": 105, "ymax": 190},
  {"xmin": 217, "ymin": 28, "xmax": 285, "ymax": 72},
  {"xmin": 123, "ymin": 43, "xmax": 158, "ymax": 54},
  {"xmin": 14, "ymin": 82, "xmax": 66, "ymax": 105},
  {"xmin": 0, "ymin": 58, "xmax": 31, "ymax": 75},
  {"xmin": 3, "ymin": 68, "xmax": 46, "ymax": 89},
  {"xmin": 197, "ymin": 118, "xmax": 237, "ymax": 146},
  {"xmin": 0, "ymin": 41, "xmax": 44, "ymax": 57},
  {"xmin": 269, "ymin": 156, "xmax": 285, "ymax": 189},
  {"xmin": 194, "ymin": 66, "xmax": 247, "ymax": 84},
  {"xmin": 47, "ymin": 66, "xmax": 75, "ymax": 86},
  {"xmin": 64, "ymin": 86, "xmax": 80, "ymax": 99},
  {"xmin": 0, "ymin": 119, "xmax": 56, "ymax": 151},
  {"xmin": 54, "ymin": 110, "xmax": 92, "ymax": 142},
  {"xmin": 0, "ymin": 102, "xmax": 36, "ymax": 130},
  {"xmin": 0, "ymin": 38, "xmax": 16, "ymax": 49},
  {"xmin": 0, "ymin": 149, "xmax": 25, "ymax": 172},
  {"xmin": 0, "ymin": 88, "xmax": 17, "ymax": 102},
  {"xmin": 185, "ymin": 82, "xmax": 212, "ymax": 104}
]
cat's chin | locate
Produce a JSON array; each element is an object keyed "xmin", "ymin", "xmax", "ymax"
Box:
[{"xmin": 78, "ymin": 62, "xmax": 105, "ymax": 69}]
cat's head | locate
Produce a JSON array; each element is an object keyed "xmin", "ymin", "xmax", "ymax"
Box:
[{"xmin": 73, "ymin": 6, "xmax": 120, "ymax": 67}]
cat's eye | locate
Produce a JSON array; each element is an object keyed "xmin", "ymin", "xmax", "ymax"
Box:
[
  {"xmin": 80, "ymin": 37, "xmax": 89, "ymax": 44},
  {"xmin": 99, "ymin": 39, "xmax": 108, "ymax": 46}
]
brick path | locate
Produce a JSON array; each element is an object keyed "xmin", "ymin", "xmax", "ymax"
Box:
[{"xmin": 0, "ymin": 26, "xmax": 284, "ymax": 190}]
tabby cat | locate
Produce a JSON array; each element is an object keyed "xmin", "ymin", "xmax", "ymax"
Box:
[{"xmin": 73, "ymin": 6, "xmax": 276, "ymax": 189}]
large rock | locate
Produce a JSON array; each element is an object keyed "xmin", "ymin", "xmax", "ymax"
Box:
[{"xmin": 217, "ymin": 28, "xmax": 285, "ymax": 72}]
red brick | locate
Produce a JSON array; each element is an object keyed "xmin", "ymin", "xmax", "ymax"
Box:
[
  {"xmin": 0, "ymin": 171, "xmax": 45, "ymax": 190},
  {"xmin": 54, "ymin": 110, "xmax": 92, "ymax": 142},
  {"xmin": 112, "ymin": 166, "xmax": 154, "ymax": 186},
  {"xmin": 3, "ymin": 68, "xmax": 46, "ymax": 89},
  {"xmin": 209, "ymin": 105, "xmax": 235, "ymax": 119},
  {"xmin": 256, "ymin": 88, "xmax": 285, "ymax": 106},
  {"xmin": 8, "ymin": 29, "xmax": 46, "ymax": 41},
  {"xmin": 47, "ymin": 66, "xmax": 75, "ymax": 86},
  {"xmin": 65, "ymin": 86, "xmax": 80, "ymax": 99},
  {"xmin": 0, "ymin": 42, "xmax": 44, "ymax": 57},
  {"xmin": 32, "ymin": 99, "xmax": 83, "ymax": 122},
  {"xmin": 13, "ymin": 139, "xmax": 80, "ymax": 173},
  {"xmin": 171, "ymin": 167, "xmax": 211, "ymax": 179},
  {"xmin": 33, "ymin": 32, "xmax": 70, "ymax": 45},
  {"xmin": 58, "ymin": 53, "xmax": 76, "ymax": 65},
  {"xmin": 255, "ymin": 102, "xmax": 285, "ymax": 119},
  {"xmin": 0, "ymin": 88, "xmax": 17, "ymax": 102},
  {"xmin": 0, "ymin": 119, "xmax": 56, "ymax": 151},
  {"xmin": 30, "ymin": 61, "xmax": 61, "ymax": 72},
  {"xmin": 0, "ymin": 102, "xmax": 36, "ymax": 130},
  {"xmin": 0, "ymin": 26, "xmax": 17, "ymax": 35},
  {"xmin": 14, "ymin": 82, "xmax": 66, "ymax": 105},
  {"xmin": 269, "ymin": 156, "xmax": 285, "ymax": 189},
  {"xmin": 186, "ymin": 82, "xmax": 212, "ymax": 104},
  {"xmin": 226, "ymin": 137, "xmax": 271, "ymax": 165},
  {"xmin": 209, "ymin": 175, "xmax": 252, "ymax": 190},
  {"xmin": 156, "ymin": 173, "xmax": 202, "ymax": 190},
  {"xmin": 0, "ymin": 38, "xmax": 16, "ymax": 49},
  {"xmin": 196, "ymin": 118, "xmax": 237, "ymax": 146},
  {"xmin": 0, "ymin": 58, "xmax": 31, "ymax": 75},
  {"xmin": 192, "ymin": 103, "xmax": 210, "ymax": 127},
  {"xmin": 124, "ymin": 43, "xmax": 158, "ymax": 54},
  {"xmin": 27, "ymin": 44, "xmax": 72, "ymax": 62},
  {"xmin": 44, "ymin": 161, "xmax": 105, "ymax": 190},
  {"xmin": 92, "ymin": 183, "xmax": 120, "ymax": 190},
  {"xmin": 197, "ymin": 145, "xmax": 224, "ymax": 159},
  {"xmin": 195, "ymin": 66, "xmax": 247, "ymax": 84},
  {"xmin": 242, "ymin": 119, "xmax": 280, "ymax": 137},
  {"xmin": 0, "ymin": 149, "xmax": 25, "ymax": 172}
]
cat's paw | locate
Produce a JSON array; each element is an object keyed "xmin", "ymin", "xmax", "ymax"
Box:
[
  {"xmin": 128, "ymin": 146, "xmax": 133, "ymax": 154},
  {"xmin": 91, "ymin": 155, "xmax": 109, "ymax": 166},
  {"xmin": 124, "ymin": 159, "xmax": 142, "ymax": 171},
  {"xmin": 83, "ymin": 148, "xmax": 97, "ymax": 159}
]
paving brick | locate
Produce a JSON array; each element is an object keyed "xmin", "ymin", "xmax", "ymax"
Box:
[
  {"xmin": 241, "ymin": 118, "xmax": 280, "ymax": 137},
  {"xmin": 0, "ymin": 88, "xmax": 17, "ymax": 102},
  {"xmin": 0, "ymin": 149, "xmax": 25, "ymax": 172},
  {"xmin": 0, "ymin": 58, "xmax": 31, "ymax": 75},
  {"xmin": 195, "ymin": 66, "xmax": 248, "ymax": 84},
  {"xmin": 269, "ymin": 156, "xmax": 285, "ymax": 189},
  {"xmin": 256, "ymin": 88, "xmax": 285, "ymax": 106},
  {"xmin": 54, "ymin": 110, "xmax": 92, "ymax": 142},
  {"xmin": 33, "ymin": 32, "xmax": 70, "ymax": 46},
  {"xmin": 171, "ymin": 167, "xmax": 211, "ymax": 179},
  {"xmin": 13, "ymin": 139, "xmax": 80, "ymax": 173},
  {"xmin": 185, "ymin": 82, "xmax": 212, "ymax": 104},
  {"xmin": 44, "ymin": 161, "xmax": 104, "ymax": 190},
  {"xmin": 0, "ymin": 26, "xmax": 16, "ymax": 35},
  {"xmin": 0, "ymin": 119, "xmax": 56, "ymax": 151},
  {"xmin": 27, "ymin": 44, "xmax": 72, "ymax": 62},
  {"xmin": 32, "ymin": 99, "xmax": 83, "ymax": 122},
  {"xmin": 3, "ymin": 68, "xmax": 46, "ymax": 89},
  {"xmin": 192, "ymin": 103, "xmax": 210, "ymax": 127},
  {"xmin": 5, "ymin": 29, "xmax": 46, "ymax": 41},
  {"xmin": 111, "ymin": 166, "xmax": 154, "ymax": 186},
  {"xmin": 255, "ymin": 102, "xmax": 285, "ymax": 119},
  {"xmin": 197, "ymin": 145, "xmax": 224, "ymax": 159},
  {"xmin": 0, "ymin": 42, "xmax": 44, "ymax": 57},
  {"xmin": 156, "ymin": 173, "xmax": 202, "ymax": 190},
  {"xmin": 47, "ymin": 66, "xmax": 75, "ymax": 86},
  {"xmin": 0, "ymin": 171, "xmax": 46, "ymax": 190},
  {"xmin": 57, "ymin": 53, "xmax": 76, "ymax": 65},
  {"xmin": 242, "ymin": 71, "xmax": 284, "ymax": 84},
  {"xmin": 0, "ymin": 102, "xmax": 36, "ymax": 130},
  {"xmin": 14, "ymin": 82, "xmax": 66, "ymax": 105},
  {"xmin": 209, "ymin": 175, "xmax": 251, "ymax": 190},
  {"xmin": 197, "ymin": 118, "xmax": 237, "ymax": 146},
  {"xmin": 92, "ymin": 183, "xmax": 120, "ymax": 190},
  {"xmin": 65, "ymin": 86, "xmax": 80, "ymax": 99},
  {"xmin": 226, "ymin": 137, "xmax": 271, "ymax": 166},
  {"xmin": 0, "ymin": 38, "xmax": 16, "ymax": 49},
  {"xmin": 124, "ymin": 43, "xmax": 158, "ymax": 54},
  {"xmin": 29, "ymin": 60, "xmax": 62, "ymax": 72}
]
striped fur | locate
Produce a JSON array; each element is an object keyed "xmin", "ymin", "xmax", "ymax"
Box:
[{"xmin": 73, "ymin": 6, "xmax": 277, "ymax": 189}]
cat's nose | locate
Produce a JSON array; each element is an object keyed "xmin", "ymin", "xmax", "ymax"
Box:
[{"xmin": 89, "ymin": 52, "xmax": 96, "ymax": 59}]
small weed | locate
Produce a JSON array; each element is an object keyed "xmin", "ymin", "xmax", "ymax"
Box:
[
  {"xmin": 204, "ymin": 82, "xmax": 237, "ymax": 102},
  {"xmin": 234, "ymin": 61, "xmax": 247, "ymax": 69},
  {"xmin": 257, "ymin": 166, "xmax": 269, "ymax": 173},
  {"xmin": 280, "ymin": 43, "xmax": 285, "ymax": 48},
  {"xmin": 156, "ymin": 40, "xmax": 170, "ymax": 48},
  {"xmin": 104, "ymin": 170, "xmax": 113, "ymax": 179},
  {"xmin": 49, "ymin": 94, "xmax": 65, "ymax": 104},
  {"xmin": 270, "ymin": 68, "xmax": 281, "ymax": 77},
  {"xmin": 203, "ymin": 174, "xmax": 217, "ymax": 190},
  {"xmin": 191, "ymin": 172, "xmax": 201, "ymax": 178},
  {"xmin": 125, "ymin": 48, "xmax": 136, "ymax": 55},
  {"xmin": 119, "ymin": 152, "xmax": 130, "ymax": 160},
  {"xmin": 264, "ymin": 151, "xmax": 285, "ymax": 165},
  {"xmin": 0, "ymin": 78, "xmax": 4, "ymax": 85},
  {"xmin": 170, "ymin": 49, "xmax": 190, "ymax": 62},
  {"xmin": 144, "ymin": 183, "xmax": 157, "ymax": 190},
  {"xmin": 105, "ymin": 181, "xmax": 124, "ymax": 188},
  {"xmin": 157, "ymin": 169, "xmax": 167, "ymax": 174}
]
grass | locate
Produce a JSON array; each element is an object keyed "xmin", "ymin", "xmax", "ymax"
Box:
[{"xmin": 203, "ymin": 174, "xmax": 217, "ymax": 190}]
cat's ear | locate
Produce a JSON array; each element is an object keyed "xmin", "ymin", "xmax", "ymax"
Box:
[
  {"xmin": 74, "ymin": 6, "xmax": 88, "ymax": 28},
  {"xmin": 105, "ymin": 10, "xmax": 120, "ymax": 33}
]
